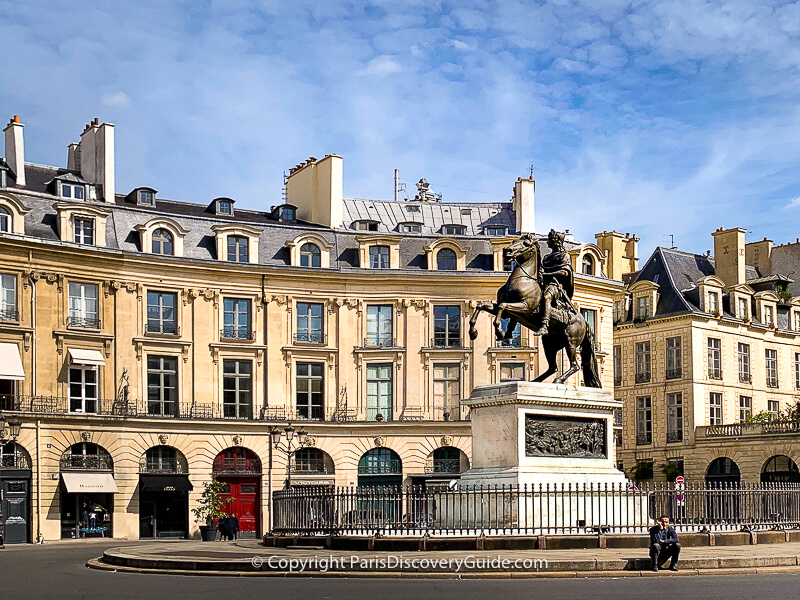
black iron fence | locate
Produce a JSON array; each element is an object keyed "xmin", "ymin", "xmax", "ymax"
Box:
[{"xmin": 271, "ymin": 482, "xmax": 800, "ymax": 536}]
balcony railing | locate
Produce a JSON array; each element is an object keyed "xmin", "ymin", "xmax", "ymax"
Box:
[
  {"xmin": 706, "ymin": 423, "xmax": 742, "ymax": 437},
  {"xmin": 635, "ymin": 372, "xmax": 651, "ymax": 384},
  {"xmin": 708, "ymin": 368, "xmax": 722, "ymax": 380},
  {"xmin": 636, "ymin": 434, "xmax": 651, "ymax": 445},
  {"xmin": 0, "ymin": 453, "xmax": 31, "ymax": 469},
  {"xmin": 666, "ymin": 430, "xmax": 683, "ymax": 443},
  {"xmin": 212, "ymin": 457, "xmax": 262, "ymax": 475},
  {"xmin": 67, "ymin": 315, "xmax": 101, "ymax": 329},
  {"xmin": 495, "ymin": 337, "xmax": 523, "ymax": 348},
  {"xmin": 429, "ymin": 337, "xmax": 464, "ymax": 349},
  {"xmin": 358, "ymin": 460, "xmax": 401, "ymax": 475},
  {"xmin": 767, "ymin": 376, "xmax": 779, "ymax": 389},
  {"xmin": 221, "ymin": 328, "xmax": 255, "ymax": 341},
  {"xmin": 60, "ymin": 454, "xmax": 113, "ymax": 471},
  {"xmin": 290, "ymin": 460, "xmax": 329, "ymax": 474},
  {"xmin": 424, "ymin": 459, "xmax": 462, "ymax": 474},
  {"xmin": 294, "ymin": 332, "xmax": 326, "ymax": 344},
  {"xmin": 665, "ymin": 368, "xmax": 682, "ymax": 380},
  {"xmin": 739, "ymin": 373, "xmax": 753, "ymax": 384},
  {"xmin": 146, "ymin": 322, "xmax": 179, "ymax": 335},
  {"xmin": 139, "ymin": 458, "xmax": 184, "ymax": 474},
  {"xmin": 613, "ymin": 376, "xmax": 622, "ymax": 386},
  {"xmin": 0, "ymin": 307, "xmax": 19, "ymax": 322},
  {"xmin": 362, "ymin": 335, "xmax": 396, "ymax": 348}
]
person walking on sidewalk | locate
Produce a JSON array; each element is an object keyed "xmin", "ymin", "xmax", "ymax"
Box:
[{"xmin": 649, "ymin": 515, "xmax": 680, "ymax": 572}]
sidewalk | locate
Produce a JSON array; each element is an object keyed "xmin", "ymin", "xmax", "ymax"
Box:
[{"xmin": 89, "ymin": 539, "xmax": 800, "ymax": 578}]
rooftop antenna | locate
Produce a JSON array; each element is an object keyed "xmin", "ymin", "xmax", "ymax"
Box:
[
  {"xmin": 282, "ymin": 172, "xmax": 288, "ymax": 204},
  {"xmin": 529, "ymin": 164, "xmax": 535, "ymax": 178},
  {"xmin": 663, "ymin": 233, "xmax": 675, "ymax": 249},
  {"xmin": 394, "ymin": 169, "xmax": 399, "ymax": 203}
]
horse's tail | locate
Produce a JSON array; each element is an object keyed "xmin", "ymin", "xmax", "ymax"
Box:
[{"xmin": 580, "ymin": 329, "xmax": 602, "ymax": 388}]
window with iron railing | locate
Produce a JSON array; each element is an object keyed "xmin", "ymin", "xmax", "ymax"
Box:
[
  {"xmin": 69, "ymin": 366, "xmax": 98, "ymax": 413},
  {"xmin": 146, "ymin": 291, "xmax": 178, "ymax": 334},
  {"xmin": 739, "ymin": 396, "xmax": 752, "ymax": 423},
  {"xmin": 434, "ymin": 363, "xmax": 460, "ymax": 419},
  {"xmin": 296, "ymin": 302, "xmax": 324, "ymax": 343},
  {"xmin": 795, "ymin": 353, "xmax": 800, "ymax": 390},
  {"xmin": 433, "ymin": 305, "xmax": 461, "ymax": 347},
  {"xmin": 768, "ymin": 399, "xmax": 780, "ymax": 420},
  {"xmin": 61, "ymin": 443, "xmax": 112, "ymax": 470},
  {"xmin": 366, "ymin": 305, "xmax": 393, "ymax": 347},
  {"xmin": 613, "ymin": 345, "xmax": 621, "ymax": 386},
  {"xmin": 223, "ymin": 359, "xmax": 252, "ymax": 419},
  {"xmin": 709, "ymin": 392, "xmax": 723, "ymax": 425},
  {"xmin": 667, "ymin": 392, "xmax": 683, "ymax": 443},
  {"xmin": 222, "ymin": 298, "xmax": 252, "ymax": 340},
  {"xmin": 766, "ymin": 349, "xmax": 779, "ymax": 388},
  {"xmin": 0, "ymin": 273, "xmax": 17, "ymax": 322},
  {"xmin": 141, "ymin": 446, "xmax": 182, "ymax": 473},
  {"xmin": 68, "ymin": 282, "xmax": 100, "ymax": 329},
  {"xmin": 146, "ymin": 355, "xmax": 178, "ymax": 417},
  {"xmin": 296, "ymin": 362, "xmax": 324, "ymax": 420},
  {"xmin": 366, "ymin": 363, "xmax": 393, "ymax": 421},
  {"xmin": 635, "ymin": 341, "xmax": 650, "ymax": 383},
  {"xmin": 666, "ymin": 337, "xmax": 681, "ymax": 379},
  {"xmin": 636, "ymin": 396, "xmax": 651, "ymax": 444},
  {"xmin": 738, "ymin": 343, "xmax": 751, "ymax": 383},
  {"xmin": 292, "ymin": 448, "xmax": 328, "ymax": 474}
]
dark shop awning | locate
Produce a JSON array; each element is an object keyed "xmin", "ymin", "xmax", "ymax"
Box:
[{"xmin": 139, "ymin": 475, "xmax": 193, "ymax": 492}]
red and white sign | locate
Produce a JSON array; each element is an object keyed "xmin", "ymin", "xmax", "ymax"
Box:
[{"xmin": 675, "ymin": 476, "xmax": 685, "ymax": 485}]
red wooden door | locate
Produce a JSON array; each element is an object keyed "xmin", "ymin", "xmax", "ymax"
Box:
[{"xmin": 219, "ymin": 477, "xmax": 260, "ymax": 534}]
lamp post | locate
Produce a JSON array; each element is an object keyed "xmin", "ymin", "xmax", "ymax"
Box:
[{"xmin": 267, "ymin": 423, "xmax": 308, "ymax": 533}]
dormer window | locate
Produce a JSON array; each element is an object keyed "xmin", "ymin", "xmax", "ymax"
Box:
[
  {"xmin": 708, "ymin": 291, "xmax": 720, "ymax": 315},
  {"xmin": 61, "ymin": 183, "xmax": 85, "ymax": 200},
  {"xmin": 399, "ymin": 222, "xmax": 422, "ymax": 234},
  {"xmin": 280, "ymin": 206, "xmax": 295, "ymax": 221},
  {"xmin": 300, "ymin": 243, "xmax": 321, "ymax": 267},
  {"xmin": 218, "ymin": 200, "xmax": 232, "ymax": 214},
  {"xmin": 152, "ymin": 228, "xmax": 174, "ymax": 255},
  {"xmin": 74, "ymin": 218, "xmax": 94, "ymax": 245},
  {"xmin": 442, "ymin": 224, "xmax": 466, "ymax": 236},
  {"xmin": 270, "ymin": 204, "xmax": 297, "ymax": 223},
  {"xmin": 354, "ymin": 220, "xmax": 379, "ymax": 231},
  {"xmin": 139, "ymin": 190, "xmax": 155, "ymax": 206},
  {"xmin": 484, "ymin": 226, "xmax": 507, "ymax": 237},
  {"xmin": 582, "ymin": 254, "xmax": 595, "ymax": 275}
]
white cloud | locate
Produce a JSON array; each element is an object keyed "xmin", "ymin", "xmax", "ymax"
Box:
[
  {"xmin": 102, "ymin": 91, "xmax": 130, "ymax": 107},
  {"xmin": 358, "ymin": 55, "xmax": 403, "ymax": 76},
  {"xmin": 787, "ymin": 196, "xmax": 800, "ymax": 209}
]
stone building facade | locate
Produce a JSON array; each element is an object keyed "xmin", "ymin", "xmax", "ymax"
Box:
[
  {"xmin": 0, "ymin": 116, "xmax": 626, "ymax": 542},
  {"xmin": 615, "ymin": 227, "xmax": 800, "ymax": 485}
]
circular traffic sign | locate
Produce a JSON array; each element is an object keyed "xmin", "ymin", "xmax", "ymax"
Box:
[{"xmin": 675, "ymin": 476, "xmax": 685, "ymax": 485}]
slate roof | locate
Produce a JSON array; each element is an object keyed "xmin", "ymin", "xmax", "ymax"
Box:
[{"xmin": 3, "ymin": 161, "xmax": 586, "ymax": 274}]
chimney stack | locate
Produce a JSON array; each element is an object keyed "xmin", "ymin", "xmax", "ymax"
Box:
[
  {"xmin": 77, "ymin": 118, "xmax": 115, "ymax": 202},
  {"xmin": 3, "ymin": 115, "xmax": 25, "ymax": 187},
  {"xmin": 285, "ymin": 154, "xmax": 343, "ymax": 228},
  {"xmin": 595, "ymin": 230, "xmax": 639, "ymax": 281},
  {"xmin": 512, "ymin": 177, "xmax": 535, "ymax": 234},
  {"xmin": 711, "ymin": 227, "xmax": 747, "ymax": 288}
]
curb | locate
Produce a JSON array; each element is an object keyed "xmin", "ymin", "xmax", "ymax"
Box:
[{"xmin": 86, "ymin": 558, "xmax": 800, "ymax": 579}]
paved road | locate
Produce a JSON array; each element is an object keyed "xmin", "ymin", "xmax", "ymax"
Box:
[{"xmin": 3, "ymin": 541, "xmax": 800, "ymax": 600}]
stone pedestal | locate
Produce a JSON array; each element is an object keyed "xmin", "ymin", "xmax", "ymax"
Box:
[{"xmin": 459, "ymin": 381, "xmax": 627, "ymax": 487}]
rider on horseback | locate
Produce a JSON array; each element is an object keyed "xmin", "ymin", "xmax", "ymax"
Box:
[{"xmin": 539, "ymin": 229, "xmax": 578, "ymax": 336}]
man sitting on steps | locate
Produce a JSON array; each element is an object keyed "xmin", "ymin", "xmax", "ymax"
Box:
[{"xmin": 649, "ymin": 515, "xmax": 680, "ymax": 572}]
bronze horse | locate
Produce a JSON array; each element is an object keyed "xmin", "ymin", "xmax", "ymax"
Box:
[{"xmin": 467, "ymin": 233, "xmax": 601, "ymax": 387}]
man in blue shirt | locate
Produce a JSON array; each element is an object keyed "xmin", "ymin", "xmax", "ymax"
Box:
[{"xmin": 649, "ymin": 515, "xmax": 680, "ymax": 572}]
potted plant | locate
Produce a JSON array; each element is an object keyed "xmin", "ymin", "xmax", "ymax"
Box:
[{"xmin": 192, "ymin": 475, "xmax": 234, "ymax": 542}]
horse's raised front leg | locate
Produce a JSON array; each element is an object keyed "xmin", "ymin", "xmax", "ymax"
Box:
[{"xmin": 468, "ymin": 301, "xmax": 497, "ymax": 341}]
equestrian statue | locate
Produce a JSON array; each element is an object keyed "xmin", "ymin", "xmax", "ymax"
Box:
[{"xmin": 467, "ymin": 229, "xmax": 602, "ymax": 387}]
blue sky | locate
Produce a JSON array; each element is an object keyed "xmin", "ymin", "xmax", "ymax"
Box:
[{"xmin": 2, "ymin": 0, "xmax": 800, "ymax": 258}]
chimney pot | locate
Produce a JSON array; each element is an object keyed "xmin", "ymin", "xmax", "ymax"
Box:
[{"xmin": 12, "ymin": 115, "xmax": 19, "ymax": 123}]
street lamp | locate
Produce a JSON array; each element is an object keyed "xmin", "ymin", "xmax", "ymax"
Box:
[
  {"xmin": 0, "ymin": 416, "xmax": 21, "ymax": 443},
  {"xmin": 267, "ymin": 423, "xmax": 309, "ymax": 533}
]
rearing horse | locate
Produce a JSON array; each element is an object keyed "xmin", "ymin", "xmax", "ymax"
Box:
[{"xmin": 467, "ymin": 233, "xmax": 601, "ymax": 387}]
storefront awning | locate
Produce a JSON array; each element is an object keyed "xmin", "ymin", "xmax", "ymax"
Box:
[
  {"xmin": 67, "ymin": 348, "xmax": 105, "ymax": 366},
  {"xmin": 0, "ymin": 342, "xmax": 25, "ymax": 381},
  {"xmin": 62, "ymin": 472, "xmax": 118, "ymax": 493},
  {"xmin": 140, "ymin": 474, "xmax": 193, "ymax": 492}
]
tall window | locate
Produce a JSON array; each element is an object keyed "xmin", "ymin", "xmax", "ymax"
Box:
[
  {"xmin": 581, "ymin": 254, "xmax": 594, "ymax": 275},
  {"xmin": 299, "ymin": 243, "xmax": 321, "ymax": 267},
  {"xmin": 223, "ymin": 359, "xmax": 252, "ymax": 419},
  {"xmin": 366, "ymin": 305, "xmax": 393, "ymax": 347},
  {"xmin": 151, "ymin": 228, "xmax": 174, "ymax": 255},
  {"xmin": 69, "ymin": 367, "xmax": 97, "ymax": 413},
  {"xmin": 227, "ymin": 235, "xmax": 249, "ymax": 263},
  {"xmin": 766, "ymin": 349, "xmax": 779, "ymax": 388},
  {"xmin": 580, "ymin": 308, "xmax": 596, "ymax": 337},
  {"xmin": 68, "ymin": 282, "xmax": 99, "ymax": 328},
  {"xmin": 437, "ymin": 248, "xmax": 457, "ymax": 271},
  {"xmin": 709, "ymin": 392, "xmax": 723, "ymax": 425},
  {"xmin": 296, "ymin": 362, "xmax": 323, "ymax": 420},
  {"xmin": 613, "ymin": 301, "xmax": 622, "ymax": 324},
  {"xmin": 738, "ymin": 297, "xmax": 749, "ymax": 320},
  {"xmin": 73, "ymin": 218, "xmax": 94, "ymax": 245},
  {"xmin": 613, "ymin": 345, "xmax": 622, "ymax": 385},
  {"xmin": 666, "ymin": 337, "xmax": 682, "ymax": 379},
  {"xmin": 146, "ymin": 355, "xmax": 178, "ymax": 416},
  {"xmin": 222, "ymin": 298, "xmax": 251, "ymax": 339},
  {"xmin": 707, "ymin": 338, "xmax": 722, "ymax": 379},
  {"xmin": 667, "ymin": 393, "xmax": 683, "ymax": 442},
  {"xmin": 764, "ymin": 304, "xmax": 774, "ymax": 326},
  {"xmin": 636, "ymin": 296, "xmax": 650, "ymax": 319},
  {"xmin": 434, "ymin": 363, "xmax": 461, "ymax": 419},
  {"xmin": 636, "ymin": 396, "xmax": 652, "ymax": 444},
  {"xmin": 794, "ymin": 312, "xmax": 800, "ymax": 332},
  {"xmin": 0, "ymin": 273, "xmax": 17, "ymax": 321},
  {"xmin": 738, "ymin": 343, "xmax": 751, "ymax": 383},
  {"xmin": 0, "ymin": 206, "xmax": 9, "ymax": 232},
  {"xmin": 707, "ymin": 291, "xmax": 719, "ymax": 314},
  {"xmin": 366, "ymin": 363, "xmax": 393, "ymax": 421},
  {"xmin": 433, "ymin": 305, "xmax": 461, "ymax": 347},
  {"xmin": 739, "ymin": 396, "xmax": 752, "ymax": 422},
  {"xmin": 500, "ymin": 363, "xmax": 525, "ymax": 381},
  {"xmin": 296, "ymin": 302, "xmax": 324, "ymax": 343},
  {"xmin": 795, "ymin": 353, "xmax": 800, "ymax": 390},
  {"xmin": 147, "ymin": 291, "xmax": 178, "ymax": 334},
  {"xmin": 369, "ymin": 245, "xmax": 390, "ymax": 269},
  {"xmin": 635, "ymin": 341, "xmax": 651, "ymax": 383}
]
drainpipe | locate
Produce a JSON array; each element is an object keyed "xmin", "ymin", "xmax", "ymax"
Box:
[{"xmin": 35, "ymin": 419, "xmax": 43, "ymax": 543}]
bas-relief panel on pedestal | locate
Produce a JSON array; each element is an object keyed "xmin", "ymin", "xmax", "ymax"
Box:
[{"xmin": 524, "ymin": 414, "xmax": 606, "ymax": 459}]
